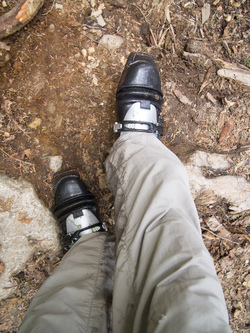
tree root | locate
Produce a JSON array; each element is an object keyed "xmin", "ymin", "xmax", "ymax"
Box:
[{"xmin": 0, "ymin": 0, "xmax": 45, "ymax": 39}]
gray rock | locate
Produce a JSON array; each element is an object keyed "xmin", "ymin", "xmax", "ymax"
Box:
[
  {"xmin": 0, "ymin": 174, "xmax": 60, "ymax": 300},
  {"xmin": 0, "ymin": 42, "xmax": 10, "ymax": 51},
  {"xmin": 47, "ymin": 155, "xmax": 63, "ymax": 172},
  {"xmin": 0, "ymin": 50, "xmax": 11, "ymax": 68},
  {"xmin": 99, "ymin": 35, "xmax": 124, "ymax": 51},
  {"xmin": 96, "ymin": 15, "xmax": 106, "ymax": 27},
  {"xmin": 186, "ymin": 151, "xmax": 250, "ymax": 213}
]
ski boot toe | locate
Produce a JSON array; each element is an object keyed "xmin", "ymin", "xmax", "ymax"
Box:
[
  {"xmin": 114, "ymin": 53, "xmax": 164, "ymax": 137},
  {"xmin": 53, "ymin": 171, "xmax": 106, "ymax": 249}
]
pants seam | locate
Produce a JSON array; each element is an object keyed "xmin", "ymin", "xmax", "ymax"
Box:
[
  {"xmin": 85, "ymin": 233, "xmax": 107, "ymax": 331},
  {"xmin": 110, "ymin": 161, "xmax": 135, "ymax": 299}
]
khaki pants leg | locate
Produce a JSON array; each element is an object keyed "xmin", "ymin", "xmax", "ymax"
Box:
[
  {"xmin": 105, "ymin": 133, "xmax": 231, "ymax": 333},
  {"xmin": 18, "ymin": 233, "xmax": 115, "ymax": 333}
]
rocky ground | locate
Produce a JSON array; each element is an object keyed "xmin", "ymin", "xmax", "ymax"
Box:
[{"xmin": 0, "ymin": 0, "xmax": 249, "ymax": 331}]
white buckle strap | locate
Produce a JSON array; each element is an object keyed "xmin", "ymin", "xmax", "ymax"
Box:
[{"xmin": 114, "ymin": 102, "xmax": 163, "ymax": 136}]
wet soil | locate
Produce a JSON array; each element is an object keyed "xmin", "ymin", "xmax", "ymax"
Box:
[{"xmin": 0, "ymin": 0, "xmax": 249, "ymax": 331}]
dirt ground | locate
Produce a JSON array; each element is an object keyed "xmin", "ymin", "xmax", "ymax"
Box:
[{"xmin": 0, "ymin": 0, "xmax": 249, "ymax": 331}]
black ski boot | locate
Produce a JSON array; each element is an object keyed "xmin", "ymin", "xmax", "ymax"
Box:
[
  {"xmin": 114, "ymin": 53, "xmax": 164, "ymax": 137},
  {"xmin": 53, "ymin": 171, "xmax": 107, "ymax": 249}
]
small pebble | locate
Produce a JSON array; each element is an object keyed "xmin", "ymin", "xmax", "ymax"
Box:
[
  {"xmin": 28, "ymin": 118, "xmax": 42, "ymax": 129},
  {"xmin": 165, "ymin": 81, "xmax": 172, "ymax": 89},
  {"xmin": 88, "ymin": 47, "xmax": 95, "ymax": 55},
  {"xmin": 202, "ymin": 3, "xmax": 210, "ymax": 24},
  {"xmin": 0, "ymin": 42, "xmax": 10, "ymax": 51},
  {"xmin": 49, "ymin": 23, "xmax": 55, "ymax": 31},
  {"xmin": 55, "ymin": 3, "xmax": 63, "ymax": 10},
  {"xmin": 92, "ymin": 74, "xmax": 98, "ymax": 86},
  {"xmin": 96, "ymin": 15, "xmax": 106, "ymax": 27},
  {"xmin": 95, "ymin": 30, "xmax": 103, "ymax": 38},
  {"xmin": 81, "ymin": 48, "xmax": 87, "ymax": 57},
  {"xmin": 0, "ymin": 51, "xmax": 11, "ymax": 68}
]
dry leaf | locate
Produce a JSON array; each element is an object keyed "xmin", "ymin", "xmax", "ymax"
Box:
[
  {"xmin": 219, "ymin": 119, "xmax": 234, "ymax": 145},
  {"xmin": 20, "ymin": 218, "xmax": 33, "ymax": 224},
  {"xmin": 24, "ymin": 149, "xmax": 31, "ymax": 158},
  {"xmin": 0, "ymin": 261, "xmax": 5, "ymax": 274}
]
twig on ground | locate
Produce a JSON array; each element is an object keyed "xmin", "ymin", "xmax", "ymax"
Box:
[
  {"xmin": 201, "ymin": 227, "xmax": 240, "ymax": 245},
  {"xmin": 0, "ymin": 148, "xmax": 33, "ymax": 167},
  {"xmin": 132, "ymin": 4, "xmax": 149, "ymax": 24},
  {"xmin": 158, "ymin": 28, "xmax": 169, "ymax": 48},
  {"xmin": 43, "ymin": 0, "xmax": 56, "ymax": 16},
  {"xmin": 85, "ymin": 36, "xmax": 111, "ymax": 54},
  {"xmin": 199, "ymin": 67, "xmax": 212, "ymax": 93},
  {"xmin": 149, "ymin": 27, "xmax": 157, "ymax": 46},
  {"xmin": 11, "ymin": 119, "xmax": 30, "ymax": 139},
  {"xmin": 132, "ymin": 4, "xmax": 158, "ymax": 46}
]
